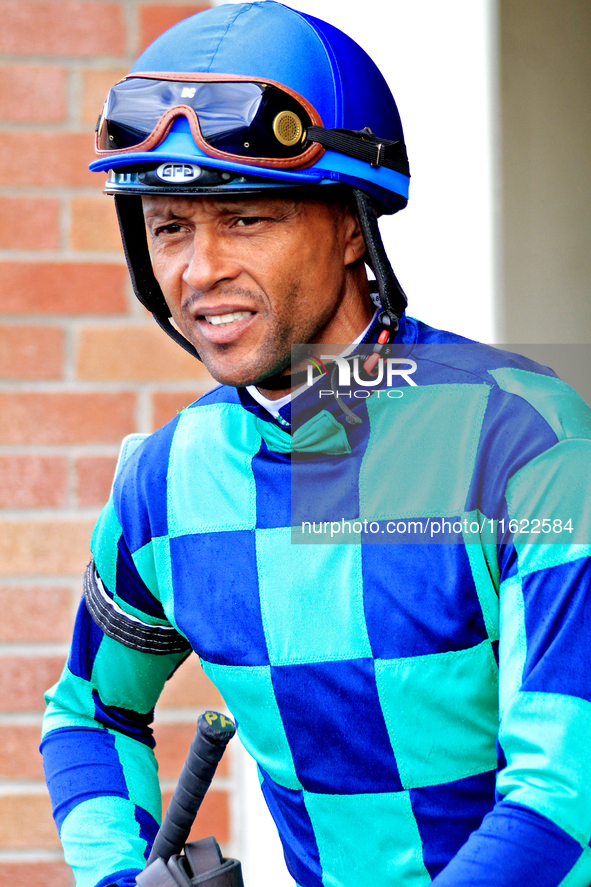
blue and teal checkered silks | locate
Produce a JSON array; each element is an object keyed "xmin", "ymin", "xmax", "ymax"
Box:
[{"xmin": 42, "ymin": 317, "xmax": 591, "ymax": 887}]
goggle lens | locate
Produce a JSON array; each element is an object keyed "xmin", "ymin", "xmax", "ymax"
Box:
[{"xmin": 98, "ymin": 78, "xmax": 314, "ymax": 160}]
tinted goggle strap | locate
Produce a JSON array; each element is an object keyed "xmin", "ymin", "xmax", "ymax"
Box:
[
  {"xmin": 114, "ymin": 194, "xmax": 202, "ymax": 362},
  {"xmin": 307, "ymin": 126, "xmax": 410, "ymax": 177}
]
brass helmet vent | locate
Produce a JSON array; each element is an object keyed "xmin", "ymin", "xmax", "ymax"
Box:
[{"xmin": 272, "ymin": 110, "xmax": 304, "ymax": 146}]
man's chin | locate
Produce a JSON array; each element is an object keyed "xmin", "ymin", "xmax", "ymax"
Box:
[
  {"xmin": 185, "ymin": 329, "xmax": 293, "ymax": 389},
  {"xmin": 202, "ymin": 356, "xmax": 291, "ymax": 390}
]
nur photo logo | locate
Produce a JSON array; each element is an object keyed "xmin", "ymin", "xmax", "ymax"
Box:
[{"xmin": 306, "ymin": 354, "xmax": 418, "ymax": 389}]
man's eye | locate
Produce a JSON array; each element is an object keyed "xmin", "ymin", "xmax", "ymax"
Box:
[
  {"xmin": 154, "ymin": 223, "xmax": 183, "ymax": 236},
  {"xmin": 235, "ymin": 216, "xmax": 264, "ymax": 227}
]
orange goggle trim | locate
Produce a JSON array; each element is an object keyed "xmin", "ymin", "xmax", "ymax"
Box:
[{"xmin": 95, "ymin": 72, "xmax": 326, "ymax": 171}]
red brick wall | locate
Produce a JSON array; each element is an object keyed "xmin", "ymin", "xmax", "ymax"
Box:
[{"xmin": 0, "ymin": 4, "xmax": 232, "ymax": 885}]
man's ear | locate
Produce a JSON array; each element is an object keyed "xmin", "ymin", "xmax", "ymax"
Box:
[{"xmin": 343, "ymin": 205, "xmax": 367, "ymax": 267}]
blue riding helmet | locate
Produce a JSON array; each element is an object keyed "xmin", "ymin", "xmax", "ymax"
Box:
[
  {"xmin": 91, "ymin": 1, "xmax": 409, "ymax": 214},
  {"xmin": 91, "ymin": 2, "xmax": 410, "ymax": 376}
]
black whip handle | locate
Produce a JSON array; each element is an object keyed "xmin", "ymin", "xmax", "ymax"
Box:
[{"xmin": 147, "ymin": 711, "xmax": 236, "ymax": 866}]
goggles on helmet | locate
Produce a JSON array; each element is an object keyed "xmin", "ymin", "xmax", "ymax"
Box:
[{"xmin": 95, "ymin": 73, "xmax": 325, "ymax": 170}]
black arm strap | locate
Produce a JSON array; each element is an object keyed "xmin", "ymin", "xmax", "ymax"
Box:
[
  {"xmin": 307, "ymin": 126, "xmax": 410, "ymax": 178},
  {"xmin": 84, "ymin": 561, "xmax": 192, "ymax": 655}
]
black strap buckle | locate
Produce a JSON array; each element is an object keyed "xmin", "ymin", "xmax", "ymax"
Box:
[{"xmin": 306, "ymin": 126, "xmax": 410, "ymax": 177}]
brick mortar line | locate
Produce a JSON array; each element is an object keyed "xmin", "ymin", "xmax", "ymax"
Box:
[
  {"xmin": 127, "ymin": 0, "xmax": 213, "ymax": 7},
  {"xmin": 0, "ymin": 318, "xmax": 175, "ymax": 330},
  {"xmin": 132, "ymin": 0, "xmax": 214, "ymax": 5},
  {"xmin": 0, "ymin": 643, "xmax": 70, "ymax": 656},
  {"xmin": 0, "ymin": 377, "xmax": 208, "ymax": 392},
  {"xmin": 0, "ymin": 508, "xmax": 100, "ymax": 519},
  {"xmin": 0, "ymin": 120, "xmax": 111, "ymax": 133},
  {"xmin": 0, "ymin": 381, "xmax": 207, "ymax": 394},
  {"xmin": 0, "ymin": 850, "xmax": 65, "ymax": 862},
  {"xmin": 137, "ymin": 381, "xmax": 210, "ymax": 392},
  {"xmin": 0, "ymin": 250, "xmax": 126, "ymax": 261},
  {"xmin": 0, "ymin": 713, "xmax": 45, "ymax": 726},
  {"xmin": 68, "ymin": 318, "xmax": 200, "ymax": 333},
  {"xmin": 0, "ymin": 380, "xmax": 142, "ymax": 391},
  {"xmin": 0, "ymin": 57, "xmax": 124, "ymax": 68},
  {"xmin": 2, "ymin": 0, "xmax": 210, "ymax": 6},
  {"xmin": 0, "ymin": 378, "xmax": 208, "ymax": 391},
  {"xmin": 0, "ymin": 506, "xmax": 98, "ymax": 516},
  {"xmin": 0, "ymin": 782, "xmax": 50, "ymax": 796},
  {"xmin": 70, "ymin": 318, "xmax": 163, "ymax": 329},
  {"xmin": 0, "ymin": 317, "xmax": 134, "ymax": 327},
  {"xmin": 0, "ymin": 57, "xmax": 131, "ymax": 72},
  {"xmin": 1, "ymin": 0, "xmax": 134, "ymax": 5},
  {"xmin": 0, "ymin": 578, "xmax": 85, "ymax": 588},
  {"xmin": 0, "ymin": 578, "xmax": 80, "ymax": 589},
  {"xmin": 0, "ymin": 187, "xmax": 110, "ymax": 198},
  {"xmin": 0, "ymin": 445, "xmax": 120, "ymax": 455},
  {"xmin": 0, "ymin": 317, "xmax": 138, "ymax": 327},
  {"xmin": 0, "ymin": 707, "xmax": 61, "ymax": 716}
]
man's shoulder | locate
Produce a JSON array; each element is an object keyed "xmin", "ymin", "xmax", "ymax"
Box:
[
  {"xmin": 113, "ymin": 383, "xmax": 246, "ymax": 487},
  {"xmin": 409, "ymin": 316, "xmax": 557, "ymax": 384},
  {"xmin": 409, "ymin": 316, "xmax": 591, "ymax": 443}
]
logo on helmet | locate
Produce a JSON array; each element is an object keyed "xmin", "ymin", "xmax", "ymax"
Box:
[{"xmin": 156, "ymin": 163, "xmax": 202, "ymax": 183}]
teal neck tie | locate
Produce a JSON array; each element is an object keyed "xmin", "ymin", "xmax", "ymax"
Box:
[{"xmin": 255, "ymin": 410, "xmax": 351, "ymax": 455}]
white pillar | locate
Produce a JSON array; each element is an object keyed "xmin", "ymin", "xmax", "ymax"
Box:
[
  {"xmin": 233, "ymin": 742, "xmax": 295, "ymax": 887},
  {"xmin": 375, "ymin": 0, "xmax": 501, "ymax": 342},
  {"xmin": 216, "ymin": 0, "xmax": 501, "ymax": 343}
]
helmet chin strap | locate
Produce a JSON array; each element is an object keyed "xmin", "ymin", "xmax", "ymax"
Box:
[
  {"xmin": 114, "ymin": 191, "xmax": 407, "ymax": 391},
  {"xmin": 114, "ymin": 194, "xmax": 202, "ymax": 361},
  {"xmin": 353, "ymin": 189, "xmax": 407, "ymax": 325}
]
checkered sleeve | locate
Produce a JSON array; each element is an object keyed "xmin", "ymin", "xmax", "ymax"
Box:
[
  {"xmin": 432, "ymin": 559, "xmax": 591, "ymax": 884},
  {"xmin": 41, "ymin": 494, "xmax": 190, "ymax": 887},
  {"xmin": 432, "ymin": 373, "xmax": 591, "ymax": 885}
]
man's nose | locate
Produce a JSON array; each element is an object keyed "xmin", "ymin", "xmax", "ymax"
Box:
[{"xmin": 182, "ymin": 228, "xmax": 241, "ymax": 293}]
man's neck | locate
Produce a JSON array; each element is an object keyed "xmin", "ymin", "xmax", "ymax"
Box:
[
  {"xmin": 256, "ymin": 282, "xmax": 374, "ymax": 401},
  {"xmin": 249, "ymin": 306, "xmax": 379, "ymax": 416}
]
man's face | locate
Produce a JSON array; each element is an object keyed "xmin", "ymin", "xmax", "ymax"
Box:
[{"xmin": 142, "ymin": 192, "xmax": 370, "ymax": 389}]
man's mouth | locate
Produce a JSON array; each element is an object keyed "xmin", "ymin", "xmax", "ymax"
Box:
[{"xmin": 204, "ymin": 311, "xmax": 253, "ymax": 326}]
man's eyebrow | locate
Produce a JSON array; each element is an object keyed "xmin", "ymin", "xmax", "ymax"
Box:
[
  {"xmin": 216, "ymin": 202, "xmax": 267, "ymax": 213},
  {"xmin": 144, "ymin": 208, "xmax": 187, "ymax": 226},
  {"xmin": 145, "ymin": 208, "xmax": 183, "ymax": 220},
  {"xmin": 216, "ymin": 197, "xmax": 293, "ymax": 212}
]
